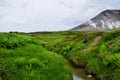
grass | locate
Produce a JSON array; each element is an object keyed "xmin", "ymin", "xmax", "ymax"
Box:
[
  {"xmin": 1, "ymin": 29, "xmax": 120, "ymax": 80},
  {"xmin": 0, "ymin": 33, "xmax": 72, "ymax": 80},
  {"xmin": 28, "ymin": 29, "xmax": 120, "ymax": 80}
]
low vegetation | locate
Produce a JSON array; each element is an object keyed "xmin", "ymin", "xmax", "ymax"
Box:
[
  {"xmin": 0, "ymin": 29, "xmax": 120, "ymax": 80},
  {"xmin": 28, "ymin": 29, "xmax": 120, "ymax": 80},
  {"xmin": 0, "ymin": 33, "xmax": 72, "ymax": 80}
]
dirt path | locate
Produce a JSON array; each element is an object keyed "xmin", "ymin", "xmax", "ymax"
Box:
[
  {"xmin": 90, "ymin": 36, "xmax": 101, "ymax": 46},
  {"xmin": 84, "ymin": 36, "xmax": 101, "ymax": 51},
  {"xmin": 67, "ymin": 36, "xmax": 102, "ymax": 80}
]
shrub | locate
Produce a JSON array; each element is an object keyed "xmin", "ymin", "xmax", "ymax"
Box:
[
  {"xmin": 0, "ymin": 33, "xmax": 72, "ymax": 80},
  {"xmin": 0, "ymin": 33, "xmax": 43, "ymax": 49},
  {"xmin": 110, "ymin": 40, "xmax": 120, "ymax": 53},
  {"xmin": 102, "ymin": 30, "xmax": 120, "ymax": 42}
]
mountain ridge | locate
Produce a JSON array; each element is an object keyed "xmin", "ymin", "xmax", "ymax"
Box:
[{"xmin": 71, "ymin": 9, "xmax": 120, "ymax": 31}]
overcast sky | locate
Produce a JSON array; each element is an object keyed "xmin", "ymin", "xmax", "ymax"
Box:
[{"xmin": 0, "ymin": 0, "xmax": 120, "ymax": 32}]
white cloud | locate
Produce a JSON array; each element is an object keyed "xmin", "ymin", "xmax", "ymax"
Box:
[{"xmin": 0, "ymin": 0, "xmax": 120, "ymax": 32}]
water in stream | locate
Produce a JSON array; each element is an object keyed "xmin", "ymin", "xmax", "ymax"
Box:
[
  {"xmin": 72, "ymin": 66, "xmax": 96, "ymax": 80},
  {"xmin": 73, "ymin": 74, "xmax": 82, "ymax": 80},
  {"xmin": 72, "ymin": 65, "xmax": 95, "ymax": 80},
  {"xmin": 65, "ymin": 59, "xmax": 95, "ymax": 80},
  {"xmin": 72, "ymin": 66, "xmax": 93, "ymax": 80}
]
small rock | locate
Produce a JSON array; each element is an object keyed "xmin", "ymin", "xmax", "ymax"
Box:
[{"xmin": 87, "ymin": 75, "xmax": 92, "ymax": 78}]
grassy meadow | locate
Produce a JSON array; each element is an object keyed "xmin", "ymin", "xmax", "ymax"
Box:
[
  {"xmin": 0, "ymin": 33, "xmax": 72, "ymax": 80},
  {"xmin": 0, "ymin": 29, "xmax": 120, "ymax": 80},
  {"xmin": 28, "ymin": 29, "xmax": 120, "ymax": 80}
]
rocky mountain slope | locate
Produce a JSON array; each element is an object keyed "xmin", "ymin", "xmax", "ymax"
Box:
[{"xmin": 71, "ymin": 9, "xmax": 120, "ymax": 31}]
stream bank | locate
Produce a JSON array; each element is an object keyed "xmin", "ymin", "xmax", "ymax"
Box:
[{"xmin": 65, "ymin": 59, "xmax": 96, "ymax": 80}]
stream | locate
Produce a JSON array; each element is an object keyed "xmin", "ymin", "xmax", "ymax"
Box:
[
  {"xmin": 65, "ymin": 59, "xmax": 95, "ymax": 80},
  {"xmin": 73, "ymin": 74, "xmax": 82, "ymax": 80},
  {"xmin": 72, "ymin": 65, "xmax": 94, "ymax": 80},
  {"xmin": 72, "ymin": 66, "xmax": 94, "ymax": 80},
  {"xmin": 72, "ymin": 68, "xmax": 83, "ymax": 80}
]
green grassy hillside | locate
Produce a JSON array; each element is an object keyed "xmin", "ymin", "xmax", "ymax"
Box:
[
  {"xmin": 1, "ymin": 29, "xmax": 120, "ymax": 80},
  {"xmin": 0, "ymin": 33, "xmax": 72, "ymax": 80},
  {"xmin": 28, "ymin": 29, "xmax": 120, "ymax": 80}
]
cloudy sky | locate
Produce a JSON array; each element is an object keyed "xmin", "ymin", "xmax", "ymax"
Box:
[{"xmin": 0, "ymin": 0, "xmax": 120, "ymax": 32}]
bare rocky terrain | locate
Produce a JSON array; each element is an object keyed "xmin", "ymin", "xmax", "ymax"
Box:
[{"xmin": 71, "ymin": 10, "xmax": 120, "ymax": 31}]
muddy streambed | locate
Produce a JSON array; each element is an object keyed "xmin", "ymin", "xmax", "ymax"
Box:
[{"xmin": 65, "ymin": 59, "xmax": 95, "ymax": 80}]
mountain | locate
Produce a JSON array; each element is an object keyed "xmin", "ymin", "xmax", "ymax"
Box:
[{"xmin": 71, "ymin": 9, "xmax": 120, "ymax": 31}]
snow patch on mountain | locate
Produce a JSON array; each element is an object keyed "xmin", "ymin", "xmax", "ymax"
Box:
[{"xmin": 86, "ymin": 20, "xmax": 120, "ymax": 29}]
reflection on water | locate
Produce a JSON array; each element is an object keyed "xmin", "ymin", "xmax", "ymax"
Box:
[
  {"xmin": 65, "ymin": 59, "xmax": 95, "ymax": 80},
  {"xmin": 72, "ymin": 66, "xmax": 96, "ymax": 80},
  {"xmin": 73, "ymin": 74, "xmax": 82, "ymax": 80}
]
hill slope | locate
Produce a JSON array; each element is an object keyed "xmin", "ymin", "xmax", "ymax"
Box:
[
  {"xmin": 0, "ymin": 33, "xmax": 72, "ymax": 80},
  {"xmin": 71, "ymin": 10, "xmax": 120, "ymax": 31},
  {"xmin": 28, "ymin": 29, "xmax": 120, "ymax": 80}
]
